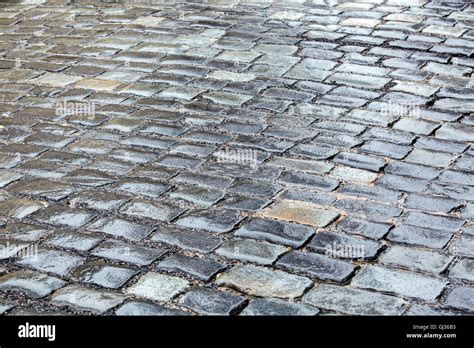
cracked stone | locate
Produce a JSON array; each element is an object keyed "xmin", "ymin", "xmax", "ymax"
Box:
[{"xmin": 0, "ymin": 171, "xmax": 22, "ymax": 188}]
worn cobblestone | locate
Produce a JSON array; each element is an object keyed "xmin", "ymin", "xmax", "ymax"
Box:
[{"xmin": 0, "ymin": 0, "xmax": 473, "ymax": 316}]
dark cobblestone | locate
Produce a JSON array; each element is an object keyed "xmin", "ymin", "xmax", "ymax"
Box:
[
  {"xmin": 151, "ymin": 226, "xmax": 221, "ymax": 254},
  {"xmin": 308, "ymin": 232, "xmax": 383, "ymax": 260},
  {"xmin": 241, "ymin": 298, "xmax": 318, "ymax": 316},
  {"xmin": 235, "ymin": 218, "xmax": 314, "ymax": 248},
  {"xmin": 277, "ymin": 251, "xmax": 356, "ymax": 283},
  {"xmin": 176, "ymin": 208, "xmax": 242, "ymax": 234},
  {"xmin": 179, "ymin": 288, "xmax": 244, "ymax": 315},
  {"xmin": 334, "ymin": 152, "xmax": 386, "ymax": 172},
  {"xmin": 158, "ymin": 254, "xmax": 226, "ymax": 282}
]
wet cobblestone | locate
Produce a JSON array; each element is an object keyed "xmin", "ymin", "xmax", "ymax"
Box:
[{"xmin": 0, "ymin": 0, "xmax": 473, "ymax": 315}]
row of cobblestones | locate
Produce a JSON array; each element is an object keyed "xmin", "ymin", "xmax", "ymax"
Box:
[{"xmin": 0, "ymin": 0, "xmax": 473, "ymax": 315}]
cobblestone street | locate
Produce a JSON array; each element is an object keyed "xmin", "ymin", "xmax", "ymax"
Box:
[{"xmin": 0, "ymin": 0, "xmax": 473, "ymax": 316}]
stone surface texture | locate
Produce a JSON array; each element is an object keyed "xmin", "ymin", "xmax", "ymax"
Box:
[{"xmin": 0, "ymin": 0, "xmax": 472, "ymax": 315}]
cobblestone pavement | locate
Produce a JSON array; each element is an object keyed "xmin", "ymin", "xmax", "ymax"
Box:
[{"xmin": 0, "ymin": 0, "xmax": 473, "ymax": 316}]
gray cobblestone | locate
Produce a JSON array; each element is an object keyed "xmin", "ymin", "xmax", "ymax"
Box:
[
  {"xmin": 216, "ymin": 265, "xmax": 312, "ymax": 299},
  {"xmin": 176, "ymin": 208, "xmax": 242, "ymax": 234},
  {"xmin": 122, "ymin": 199, "xmax": 185, "ymax": 222},
  {"xmin": 308, "ymin": 232, "xmax": 383, "ymax": 260},
  {"xmin": 179, "ymin": 288, "xmax": 245, "ymax": 315},
  {"xmin": 91, "ymin": 240, "xmax": 166, "ymax": 266},
  {"xmin": 449, "ymin": 259, "xmax": 474, "ymax": 283},
  {"xmin": 17, "ymin": 249, "xmax": 84, "ymax": 277},
  {"xmin": 304, "ymin": 284, "xmax": 407, "ymax": 315},
  {"xmin": 277, "ymin": 250, "xmax": 356, "ymax": 283},
  {"xmin": 151, "ymin": 226, "xmax": 221, "ymax": 253},
  {"xmin": 216, "ymin": 239, "xmax": 288, "ymax": 266},
  {"xmin": 444, "ymin": 287, "xmax": 474, "ymax": 312},
  {"xmin": 116, "ymin": 301, "xmax": 187, "ymax": 316},
  {"xmin": 241, "ymin": 298, "xmax": 318, "ymax": 316},
  {"xmin": 380, "ymin": 246, "xmax": 452, "ymax": 275},
  {"xmin": 158, "ymin": 254, "xmax": 226, "ymax": 282},
  {"xmin": 352, "ymin": 266, "xmax": 447, "ymax": 301},
  {"xmin": 235, "ymin": 218, "xmax": 315, "ymax": 247},
  {"xmin": 73, "ymin": 262, "xmax": 137, "ymax": 289},
  {"xmin": 0, "ymin": 270, "xmax": 65, "ymax": 299},
  {"xmin": 52, "ymin": 285, "xmax": 125, "ymax": 314},
  {"xmin": 449, "ymin": 236, "xmax": 474, "ymax": 258},
  {"xmin": 45, "ymin": 231, "xmax": 102, "ymax": 252},
  {"xmin": 1, "ymin": 0, "xmax": 474, "ymax": 316},
  {"xmin": 126, "ymin": 272, "xmax": 189, "ymax": 302}
]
